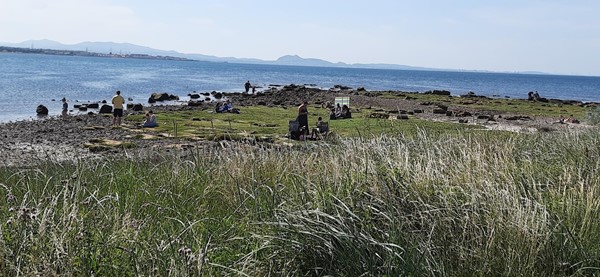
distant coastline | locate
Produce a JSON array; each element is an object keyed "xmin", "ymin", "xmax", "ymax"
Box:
[
  {"xmin": 0, "ymin": 39, "xmax": 556, "ymax": 75},
  {"xmin": 0, "ymin": 46, "xmax": 193, "ymax": 62}
]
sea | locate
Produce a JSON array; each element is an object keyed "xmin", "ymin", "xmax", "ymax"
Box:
[{"xmin": 1, "ymin": 52, "xmax": 600, "ymax": 123}]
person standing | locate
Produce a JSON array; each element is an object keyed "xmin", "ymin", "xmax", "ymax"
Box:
[
  {"xmin": 244, "ymin": 80, "xmax": 251, "ymax": 93},
  {"xmin": 297, "ymin": 101, "xmax": 309, "ymax": 136},
  {"xmin": 61, "ymin": 97, "xmax": 68, "ymax": 119},
  {"xmin": 112, "ymin": 90, "xmax": 125, "ymax": 126}
]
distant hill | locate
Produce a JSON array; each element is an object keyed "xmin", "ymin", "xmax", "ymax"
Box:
[
  {"xmin": 0, "ymin": 39, "xmax": 441, "ymax": 71},
  {"xmin": 0, "ymin": 39, "xmax": 546, "ymax": 74}
]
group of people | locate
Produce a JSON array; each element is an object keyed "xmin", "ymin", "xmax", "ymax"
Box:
[
  {"xmin": 60, "ymin": 90, "xmax": 158, "ymax": 127},
  {"xmin": 329, "ymin": 103, "xmax": 351, "ymax": 120},
  {"xmin": 292, "ymin": 101, "xmax": 329, "ymax": 140},
  {"xmin": 215, "ymin": 100, "xmax": 240, "ymax": 114},
  {"xmin": 114, "ymin": 90, "xmax": 159, "ymax": 127}
]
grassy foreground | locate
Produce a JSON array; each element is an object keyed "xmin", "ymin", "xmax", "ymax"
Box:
[{"xmin": 1, "ymin": 129, "xmax": 600, "ymax": 276}]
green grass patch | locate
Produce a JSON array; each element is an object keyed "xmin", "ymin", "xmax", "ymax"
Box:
[{"xmin": 126, "ymin": 105, "xmax": 481, "ymax": 141}]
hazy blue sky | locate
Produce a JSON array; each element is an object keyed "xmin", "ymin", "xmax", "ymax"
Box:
[{"xmin": 1, "ymin": 0, "xmax": 599, "ymax": 76}]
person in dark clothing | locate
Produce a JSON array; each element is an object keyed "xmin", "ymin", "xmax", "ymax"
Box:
[
  {"xmin": 341, "ymin": 104, "xmax": 351, "ymax": 118},
  {"xmin": 297, "ymin": 101, "xmax": 309, "ymax": 135},
  {"xmin": 244, "ymin": 80, "xmax": 251, "ymax": 93},
  {"xmin": 61, "ymin": 97, "xmax": 68, "ymax": 118}
]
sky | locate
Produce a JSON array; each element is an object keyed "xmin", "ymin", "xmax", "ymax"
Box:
[{"xmin": 1, "ymin": 0, "xmax": 599, "ymax": 76}]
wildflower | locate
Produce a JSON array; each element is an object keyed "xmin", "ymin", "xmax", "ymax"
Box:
[{"xmin": 6, "ymin": 193, "xmax": 16, "ymax": 202}]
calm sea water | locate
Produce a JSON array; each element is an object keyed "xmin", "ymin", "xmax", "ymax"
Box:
[{"xmin": 1, "ymin": 52, "xmax": 599, "ymax": 122}]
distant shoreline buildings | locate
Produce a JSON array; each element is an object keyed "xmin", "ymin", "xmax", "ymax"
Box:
[{"xmin": 0, "ymin": 46, "xmax": 193, "ymax": 62}]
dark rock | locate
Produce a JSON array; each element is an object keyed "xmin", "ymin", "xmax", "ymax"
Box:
[
  {"xmin": 455, "ymin": 111, "xmax": 472, "ymax": 117},
  {"xmin": 78, "ymin": 106, "xmax": 88, "ymax": 111},
  {"xmin": 505, "ymin": 116, "xmax": 532, "ymax": 121},
  {"xmin": 433, "ymin": 108, "xmax": 447, "ymax": 114},
  {"xmin": 189, "ymin": 94, "xmax": 201, "ymax": 99},
  {"xmin": 445, "ymin": 111, "xmax": 453, "ymax": 116},
  {"xmin": 132, "ymin": 104, "xmax": 144, "ymax": 111},
  {"xmin": 460, "ymin": 91, "xmax": 488, "ymax": 99},
  {"xmin": 413, "ymin": 109, "xmax": 424, "ymax": 114},
  {"xmin": 213, "ymin": 93, "xmax": 223, "ymax": 99},
  {"xmin": 149, "ymin": 92, "xmax": 172, "ymax": 102},
  {"xmin": 424, "ymin": 90, "xmax": 451, "ymax": 96},
  {"xmin": 87, "ymin": 103, "xmax": 100, "ymax": 109},
  {"xmin": 36, "ymin": 105, "xmax": 49, "ymax": 115},
  {"xmin": 257, "ymin": 101, "xmax": 267, "ymax": 106},
  {"xmin": 99, "ymin": 105, "xmax": 113, "ymax": 114},
  {"xmin": 334, "ymin": 85, "xmax": 352, "ymax": 90},
  {"xmin": 357, "ymin": 87, "xmax": 367, "ymax": 92},
  {"xmin": 370, "ymin": 113, "xmax": 389, "ymax": 119},
  {"xmin": 188, "ymin": 100, "xmax": 203, "ymax": 107},
  {"xmin": 459, "ymin": 119, "xmax": 468, "ymax": 124}
]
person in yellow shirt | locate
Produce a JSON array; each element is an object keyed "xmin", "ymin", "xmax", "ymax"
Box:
[{"xmin": 112, "ymin": 90, "xmax": 125, "ymax": 126}]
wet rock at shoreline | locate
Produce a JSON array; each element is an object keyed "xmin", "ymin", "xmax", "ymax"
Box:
[
  {"xmin": 149, "ymin": 92, "xmax": 179, "ymax": 103},
  {"xmin": 99, "ymin": 105, "xmax": 113, "ymax": 114},
  {"xmin": 126, "ymin": 103, "xmax": 144, "ymax": 111},
  {"xmin": 36, "ymin": 105, "xmax": 49, "ymax": 115},
  {"xmin": 425, "ymin": 90, "xmax": 451, "ymax": 96}
]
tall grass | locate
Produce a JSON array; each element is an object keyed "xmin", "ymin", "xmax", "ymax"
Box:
[{"xmin": 1, "ymin": 130, "xmax": 599, "ymax": 275}]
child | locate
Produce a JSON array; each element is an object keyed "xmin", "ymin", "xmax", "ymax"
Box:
[{"xmin": 61, "ymin": 98, "xmax": 68, "ymax": 118}]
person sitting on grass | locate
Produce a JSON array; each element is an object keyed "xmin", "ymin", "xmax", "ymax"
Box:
[
  {"xmin": 143, "ymin": 110, "xmax": 158, "ymax": 128},
  {"xmin": 341, "ymin": 104, "xmax": 351, "ymax": 119},
  {"xmin": 216, "ymin": 100, "xmax": 240, "ymax": 114},
  {"xmin": 329, "ymin": 108, "xmax": 337, "ymax": 120},
  {"xmin": 334, "ymin": 103, "xmax": 342, "ymax": 117},
  {"xmin": 221, "ymin": 100, "xmax": 233, "ymax": 112},
  {"xmin": 566, "ymin": 114, "xmax": 580, "ymax": 124},
  {"xmin": 310, "ymin": 117, "xmax": 327, "ymax": 139}
]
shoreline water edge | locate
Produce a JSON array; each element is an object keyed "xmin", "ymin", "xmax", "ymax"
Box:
[{"xmin": 2, "ymin": 53, "xmax": 600, "ymax": 123}]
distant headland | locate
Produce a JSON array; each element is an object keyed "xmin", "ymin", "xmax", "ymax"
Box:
[
  {"xmin": 0, "ymin": 39, "xmax": 551, "ymax": 74},
  {"xmin": 0, "ymin": 45, "xmax": 193, "ymax": 62}
]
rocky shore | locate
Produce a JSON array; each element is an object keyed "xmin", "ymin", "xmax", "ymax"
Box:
[{"xmin": 1, "ymin": 85, "xmax": 593, "ymax": 168}]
